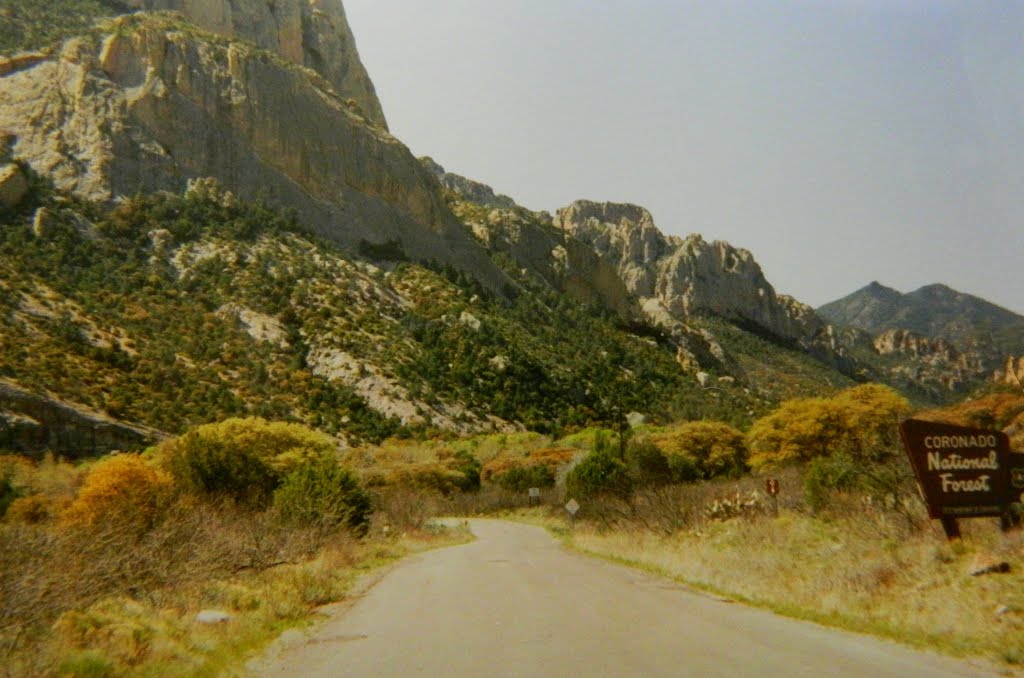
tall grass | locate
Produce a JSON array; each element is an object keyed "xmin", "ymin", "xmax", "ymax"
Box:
[
  {"xmin": 0, "ymin": 447, "xmax": 470, "ymax": 677},
  {"xmin": 553, "ymin": 469, "xmax": 1024, "ymax": 665}
]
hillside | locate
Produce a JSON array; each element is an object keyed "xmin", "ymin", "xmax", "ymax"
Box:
[
  {"xmin": 0, "ymin": 169, "xmax": 876, "ymax": 455},
  {"xmin": 0, "ymin": 0, "xmax": 1007, "ymax": 457},
  {"xmin": 818, "ymin": 281, "xmax": 1024, "ymax": 344},
  {"xmin": 818, "ymin": 282, "xmax": 1024, "ymax": 396}
]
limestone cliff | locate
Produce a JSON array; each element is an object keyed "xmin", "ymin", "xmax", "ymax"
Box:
[
  {"xmin": 553, "ymin": 200, "xmax": 842, "ymax": 359},
  {"xmin": 422, "ymin": 157, "xmax": 517, "ymax": 210},
  {"xmin": 119, "ymin": 0, "xmax": 387, "ymax": 129},
  {"xmin": 998, "ymin": 356, "xmax": 1024, "ymax": 389},
  {"xmin": 0, "ymin": 14, "xmax": 508, "ymax": 293},
  {"xmin": 872, "ymin": 329, "xmax": 986, "ymax": 393},
  {"xmin": 423, "ymin": 160, "xmax": 633, "ymax": 315}
]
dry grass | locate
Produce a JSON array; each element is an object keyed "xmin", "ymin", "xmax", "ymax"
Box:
[
  {"xmin": 554, "ymin": 476, "xmax": 1024, "ymax": 666},
  {"xmin": 0, "ymin": 514, "xmax": 468, "ymax": 677},
  {"xmin": 0, "ymin": 452, "xmax": 471, "ymax": 677}
]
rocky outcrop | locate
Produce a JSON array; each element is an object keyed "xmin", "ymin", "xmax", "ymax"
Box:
[
  {"xmin": 119, "ymin": 0, "xmax": 387, "ymax": 129},
  {"xmin": 553, "ymin": 201, "xmax": 843, "ymax": 359},
  {"xmin": 997, "ymin": 356, "xmax": 1024, "ymax": 388},
  {"xmin": 873, "ymin": 329, "xmax": 986, "ymax": 392},
  {"xmin": 0, "ymin": 15, "xmax": 509, "ymax": 294},
  {"xmin": 424, "ymin": 162, "xmax": 634, "ymax": 315},
  {"xmin": 421, "ymin": 157, "xmax": 517, "ymax": 209},
  {"xmin": 0, "ymin": 379, "xmax": 165, "ymax": 459}
]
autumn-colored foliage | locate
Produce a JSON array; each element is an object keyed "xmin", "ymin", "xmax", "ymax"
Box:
[
  {"xmin": 5, "ymin": 493, "xmax": 61, "ymax": 524},
  {"xmin": 153, "ymin": 417, "xmax": 339, "ymax": 506},
  {"xmin": 918, "ymin": 389, "xmax": 1024, "ymax": 448},
  {"xmin": 648, "ymin": 421, "xmax": 748, "ymax": 481},
  {"xmin": 481, "ymin": 447, "xmax": 575, "ymax": 482},
  {"xmin": 60, "ymin": 455, "xmax": 172, "ymax": 532},
  {"xmin": 746, "ymin": 384, "xmax": 911, "ymax": 469}
]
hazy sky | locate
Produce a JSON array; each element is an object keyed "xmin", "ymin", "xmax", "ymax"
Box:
[{"xmin": 344, "ymin": 0, "xmax": 1024, "ymax": 314}]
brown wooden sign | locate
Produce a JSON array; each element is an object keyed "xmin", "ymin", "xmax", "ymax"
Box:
[{"xmin": 899, "ymin": 419, "xmax": 1012, "ymax": 520}]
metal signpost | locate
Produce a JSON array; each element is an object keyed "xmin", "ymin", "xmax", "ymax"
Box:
[
  {"xmin": 565, "ymin": 498, "xmax": 580, "ymax": 530},
  {"xmin": 528, "ymin": 487, "xmax": 541, "ymax": 506},
  {"xmin": 899, "ymin": 419, "xmax": 1022, "ymax": 540},
  {"xmin": 766, "ymin": 478, "xmax": 780, "ymax": 516}
]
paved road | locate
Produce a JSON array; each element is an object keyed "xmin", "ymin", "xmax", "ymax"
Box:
[{"xmin": 256, "ymin": 520, "xmax": 998, "ymax": 677}]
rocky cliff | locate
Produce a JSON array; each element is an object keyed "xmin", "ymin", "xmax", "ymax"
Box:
[
  {"xmin": 552, "ymin": 201, "xmax": 845, "ymax": 362},
  {"xmin": 998, "ymin": 356, "xmax": 1024, "ymax": 389},
  {"xmin": 873, "ymin": 329, "xmax": 986, "ymax": 393},
  {"xmin": 0, "ymin": 13, "xmax": 508, "ymax": 293},
  {"xmin": 820, "ymin": 281, "xmax": 1024, "ymax": 387},
  {"xmin": 422, "ymin": 157, "xmax": 517, "ymax": 210},
  {"xmin": 119, "ymin": 0, "xmax": 388, "ymax": 129}
]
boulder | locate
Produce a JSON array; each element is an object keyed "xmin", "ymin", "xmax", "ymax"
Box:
[{"xmin": 195, "ymin": 609, "xmax": 232, "ymax": 624}]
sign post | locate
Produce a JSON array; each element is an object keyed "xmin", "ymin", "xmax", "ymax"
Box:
[
  {"xmin": 565, "ymin": 498, "xmax": 580, "ymax": 530},
  {"xmin": 528, "ymin": 487, "xmax": 541, "ymax": 507},
  {"xmin": 766, "ymin": 478, "xmax": 780, "ymax": 516},
  {"xmin": 899, "ymin": 419, "xmax": 1017, "ymax": 540}
]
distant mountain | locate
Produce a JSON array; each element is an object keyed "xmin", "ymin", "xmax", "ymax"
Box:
[
  {"xmin": 818, "ymin": 281, "xmax": 1024, "ymax": 345},
  {"xmin": 818, "ymin": 282, "xmax": 1024, "ymax": 396}
]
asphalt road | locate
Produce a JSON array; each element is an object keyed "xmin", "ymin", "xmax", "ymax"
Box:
[{"xmin": 255, "ymin": 520, "xmax": 998, "ymax": 677}]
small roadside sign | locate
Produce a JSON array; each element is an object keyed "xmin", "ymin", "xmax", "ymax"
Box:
[
  {"xmin": 766, "ymin": 478, "xmax": 780, "ymax": 496},
  {"xmin": 565, "ymin": 499, "xmax": 580, "ymax": 515},
  {"xmin": 528, "ymin": 487, "xmax": 541, "ymax": 506}
]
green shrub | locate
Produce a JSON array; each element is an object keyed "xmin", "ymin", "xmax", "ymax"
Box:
[
  {"xmin": 155, "ymin": 418, "xmax": 338, "ymax": 507},
  {"xmin": 624, "ymin": 440, "xmax": 670, "ymax": 486},
  {"xmin": 273, "ymin": 458, "xmax": 371, "ymax": 536},
  {"xmin": 666, "ymin": 453, "xmax": 701, "ymax": 483},
  {"xmin": 163, "ymin": 436, "xmax": 279, "ymax": 507},
  {"xmin": 803, "ymin": 453, "xmax": 859, "ymax": 513},
  {"xmin": 565, "ymin": 434, "xmax": 632, "ymax": 500},
  {"xmin": 0, "ymin": 470, "xmax": 21, "ymax": 519},
  {"xmin": 493, "ymin": 464, "xmax": 555, "ymax": 493},
  {"xmin": 452, "ymin": 449, "xmax": 481, "ymax": 492}
]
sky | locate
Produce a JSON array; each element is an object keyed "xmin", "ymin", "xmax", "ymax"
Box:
[{"xmin": 344, "ymin": 0, "xmax": 1024, "ymax": 314}]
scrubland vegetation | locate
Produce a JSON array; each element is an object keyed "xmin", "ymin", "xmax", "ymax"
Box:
[
  {"xmin": 336, "ymin": 382, "xmax": 1023, "ymax": 666},
  {"xmin": 0, "ymin": 418, "xmax": 467, "ymax": 677},
  {"xmin": 2, "ymin": 377, "xmax": 1022, "ymax": 673},
  {"xmin": 3, "ymin": 166, "xmax": 1023, "ymax": 673},
  {"xmin": 0, "ymin": 0, "xmax": 124, "ymax": 55},
  {"xmin": 527, "ymin": 385, "xmax": 1024, "ymax": 666}
]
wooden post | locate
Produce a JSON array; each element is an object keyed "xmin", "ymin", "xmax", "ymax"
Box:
[{"xmin": 940, "ymin": 516, "xmax": 961, "ymax": 541}]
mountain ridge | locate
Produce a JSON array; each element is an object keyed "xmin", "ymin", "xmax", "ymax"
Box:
[
  {"xmin": 1, "ymin": 1, "xmax": 1019, "ymax": 454},
  {"xmin": 818, "ymin": 281, "xmax": 1024, "ymax": 342}
]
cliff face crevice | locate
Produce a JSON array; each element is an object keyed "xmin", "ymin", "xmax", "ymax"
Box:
[
  {"xmin": 119, "ymin": 0, "xmax": 388, "ymax": 129},
  {"xmin": 0, "ymin": 15, "xmax": 509, "ymax": 293}
]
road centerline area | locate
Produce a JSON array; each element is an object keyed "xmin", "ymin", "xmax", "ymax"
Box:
[{"xmin": 255, "ymin": 520, "xmax": 997, "ymax": 678}]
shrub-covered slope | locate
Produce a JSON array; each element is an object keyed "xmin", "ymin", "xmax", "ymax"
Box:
[{"xmin": 0, "ymin": 181, "xmax": 861, "ymax": 452}]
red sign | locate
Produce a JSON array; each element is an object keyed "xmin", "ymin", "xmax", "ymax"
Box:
[
  {"xmin": 766, "ymin": 478, "xmax": 779, "ymax": 497},
  {"xmin": 899, "ymin": 419, "xmax": 1012, "ymax": 519}
]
